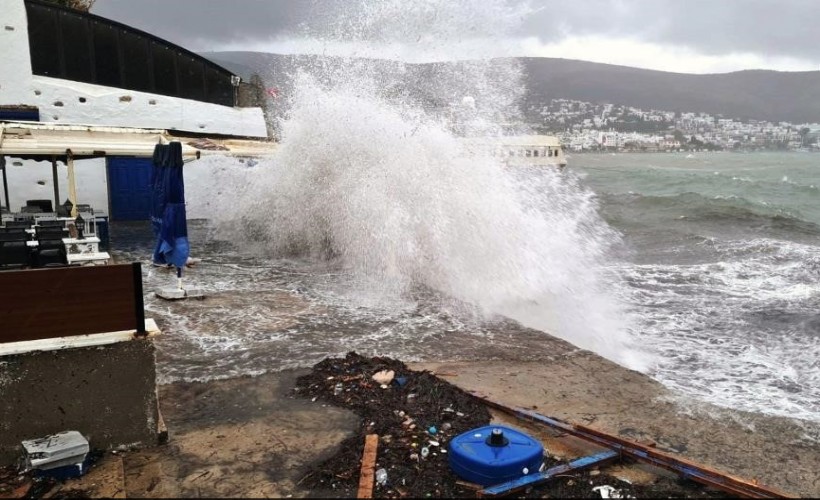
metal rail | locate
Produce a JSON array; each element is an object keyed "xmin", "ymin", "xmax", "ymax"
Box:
[
  {"xmin": 468, "ymin": 391, "xmax": 796, "ymax": 499},
  {"xmin": 479, "ymin": 450, "xmax": 619, "ymax": 498}
]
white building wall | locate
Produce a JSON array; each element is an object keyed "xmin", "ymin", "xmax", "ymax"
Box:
[{"xmin": 0, "ymin": 0, "xmax": 267, "ymax": 138}]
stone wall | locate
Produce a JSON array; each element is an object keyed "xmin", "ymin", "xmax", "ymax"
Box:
[{"xmin": 0, "ymin": 339, "xmax": 159, "ymax": 464}]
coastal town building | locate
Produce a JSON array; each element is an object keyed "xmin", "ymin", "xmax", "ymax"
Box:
[{"xmin": 531, "ymin": 98, "xmax": 819, "ymax": 152}]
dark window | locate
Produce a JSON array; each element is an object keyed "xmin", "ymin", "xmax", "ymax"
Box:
[
  {"xmin": 120, "ymin": 30, "xmax": 151, "ymax": 92},
  {"xmin": 178, "ymin": 55, "xmax": 204, "ymax": 101},
  {"xmin": 92, "ymin": 21, "xmax": 121, "ymax": 87},
  {"xmin": 60, "ymin": 11, "xmax": 93, "ymax": 82},
  {"xmin": 26, "ymin": 3, "xmax": 61, "ymax": 77},
  {"xmin": 151, "ymin": 42, "xmax": 177, "ymax": 96}
]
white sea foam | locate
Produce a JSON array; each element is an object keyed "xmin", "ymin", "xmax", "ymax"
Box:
[
  {"xmin": 194, "ymin": 0, "xmax": 651, "ymax": 371},
  {"xmin": 621, "ymin": 238, "xmax": 820, "ymax": 422}
]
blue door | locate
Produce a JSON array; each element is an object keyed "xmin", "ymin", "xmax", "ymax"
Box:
[{"xmin": 107, "ymin": 157, "xmax": 153, "ymax": 221}]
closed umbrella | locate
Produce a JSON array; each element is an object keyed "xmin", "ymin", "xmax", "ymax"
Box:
[{"xmin": 152, "ymin": 142, "xmax": 196, "ymax": 299}]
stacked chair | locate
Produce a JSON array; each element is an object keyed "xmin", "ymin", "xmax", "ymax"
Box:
[
  {"xmin": 33, "ymin": 226, "xmax": 68, "ymax": 267},
  {"xmin": 0, "ymin": 220, "xmax": 70, "ymax": 269},
  {"xmin": 0, "ymin": 231, "xmax": 31, "ymax": 269}
]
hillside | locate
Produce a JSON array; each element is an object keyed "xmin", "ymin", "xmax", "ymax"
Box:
[{"xmin": 203, "ymin": 51, "xmax": 820, "ymax": 124}]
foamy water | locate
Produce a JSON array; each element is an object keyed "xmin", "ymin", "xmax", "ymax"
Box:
[
  {"xmin": 118, "ymin": 0, "xmax": 820, "ymax": 427},
  {"xmin": 191, "ymin": 0, "xmax": 649, "ymax": 371},
  {"xmin": 620, "ymin": 239, "xmax": 820, "ymax": 421},
  {"xmin": 577, "ymin": 154, "xmax": 820, "ymax": 424},
  {"xmin": 129, "ymin": 153, "xmax": 820, "ymax": 425},
  {"xmin": 199, "ymin": 99, "xmax": 646, "ymax": 368}
]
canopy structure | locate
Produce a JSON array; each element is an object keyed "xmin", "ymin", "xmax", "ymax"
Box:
[
  {"xmin": 0, "ymin": 121, "xmax": 278, "ymax": 159},
  {"xmin": 0, "ymin": 121, "xmax": 278, "ymax": 215}
]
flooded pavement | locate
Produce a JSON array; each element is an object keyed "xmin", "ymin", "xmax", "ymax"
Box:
[
  {"xmin": 122, "ymin": 370, "xmax": 358, "ymax": 498},
  {"xmin": 110, "ymin": 220, "xmax": 579, "ymax": 384}
]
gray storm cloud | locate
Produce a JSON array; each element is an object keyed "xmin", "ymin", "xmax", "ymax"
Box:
[
  {"xmin": 92, "ymin": 0, "xmax": 820, "ymax": 67},
  {"xmin": 519, "ymin": 0, "xmax": 820, "ymax": 62}
]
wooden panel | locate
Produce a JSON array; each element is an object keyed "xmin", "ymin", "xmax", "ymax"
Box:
[
  {"xmin": 357, "ymin": 434, "xmax": 379, "ymax": 499},
  {"xmin": 0, "ymin": 264, "xmax": 139, "ymax": 344}
]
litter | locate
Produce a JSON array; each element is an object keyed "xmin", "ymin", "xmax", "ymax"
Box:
[
  {"xmin": 375, "ymin": 468, "xmax": 388, "ymax": 486},
  {"xmin": 593, "ymin": 485, "xmax": 620, "ymax": 498},
  {"xmin": 372, "ymin": 370, "xmax": 395, "ymax": 385},
  {"xmin": 21, "ymin": 431, "xmax": 89, "ymax": 479}
]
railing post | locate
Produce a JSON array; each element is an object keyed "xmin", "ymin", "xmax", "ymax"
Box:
[{"xmin": 132, "ymin": 262, "xmax": 146, "ymax": 335}]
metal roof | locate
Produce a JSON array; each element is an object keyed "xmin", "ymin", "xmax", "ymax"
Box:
[{"xmin": 0, "ymin": 121, "xmax": 278, "ymax": 160}]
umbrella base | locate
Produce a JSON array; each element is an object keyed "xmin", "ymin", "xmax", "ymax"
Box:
[{"xmin": 155, "ymin": 286, "xmax": 205, "ymax": 301}]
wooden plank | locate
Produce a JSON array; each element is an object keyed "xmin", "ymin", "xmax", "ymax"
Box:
[
  {"xmin": 479, "ymin": 450, "xmax": 619, "ymax": 497},
  {"xmin": 156, "ymin": 401, "xmax": 169, "ymax": 445},
  {"xmin": 467, "ymin": 392, "xmax": 797, "ymax": 499},
  {"xmin": 0, "ymin": 264, "xmax": 139, "ymax": 343},
  {"xmin": 357, "ymin": 434, "xmax": 379, "ymax": 499}
]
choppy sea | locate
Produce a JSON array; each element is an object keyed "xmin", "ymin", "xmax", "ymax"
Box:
[
  {"xmin": 577, "ymin": 152, "xmax": 819, "ymax": 423},
  {"xmin": 115, "ymin": 151, "xmax": 819, "ymax": 426}
]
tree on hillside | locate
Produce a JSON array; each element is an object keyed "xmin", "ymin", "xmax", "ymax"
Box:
[
  {"xmin": 799, "ymin": 127, "xmax": 811, "ymax": 147},
  {"xmin": 42, "ymin": 0, "xmax": 95, "ymax": 12}
]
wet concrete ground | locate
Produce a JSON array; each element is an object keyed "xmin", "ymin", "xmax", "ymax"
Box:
[
  {"xmin": 121, "ymin": 370, "xmax": 359, "ymax": 498},
  {"xmin": 92, "ymin": 221, "xmax": 819, "ymax": 497},
  {"xmin": 55, "ymin": 354, "xmax": 813, "ymax": 498}
]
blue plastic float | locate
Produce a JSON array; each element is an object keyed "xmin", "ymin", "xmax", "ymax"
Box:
[{"xmin": 448, "ymin": 425, "xmax": 544, "ymax": 486}]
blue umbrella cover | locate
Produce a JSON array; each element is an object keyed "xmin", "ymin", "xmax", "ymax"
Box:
[{"xmin": 151, "ymin": 142, "xmax": 190, "ymax": 271}]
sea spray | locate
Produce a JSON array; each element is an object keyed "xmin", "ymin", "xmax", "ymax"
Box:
[{"xmin": 204, "ymin": 0, "xmax": 653, "ymax": 371}]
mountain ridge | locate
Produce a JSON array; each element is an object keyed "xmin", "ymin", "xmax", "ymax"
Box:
[{"xmin": 202, "ymin": 51, "xmax": 820, "ymax": 124}]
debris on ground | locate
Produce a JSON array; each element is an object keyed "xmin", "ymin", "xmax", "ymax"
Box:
[
  {"xmin": 294, "ymin": 352, "xmax": 728, "ymax": 498},
  {"xmin": 0, "ymin": 448, "xmax": 104, "ymax": 499},
  {"xmin": 22, "ymin": 431, "xmax": 90, "ymax": 480}
]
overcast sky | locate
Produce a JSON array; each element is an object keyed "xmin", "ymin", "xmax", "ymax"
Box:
[{"xmin": 92, "ymin": 0, "xmax": 820, "ymax": 74}]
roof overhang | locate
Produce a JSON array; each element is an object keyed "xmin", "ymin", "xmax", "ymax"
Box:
[{"xmin": 0, "ymin": 121, "xmax": 278, "ymax": 161}]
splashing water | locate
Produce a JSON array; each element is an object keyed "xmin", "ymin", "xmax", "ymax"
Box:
[{"xmin": 205, "ymin": 0, "xmax": 653, "ymax": 371}]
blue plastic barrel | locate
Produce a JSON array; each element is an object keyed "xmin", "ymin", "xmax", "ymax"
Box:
[{"xmin": 449, "ymin": 425, "xmax": 544, "ymax": 486}]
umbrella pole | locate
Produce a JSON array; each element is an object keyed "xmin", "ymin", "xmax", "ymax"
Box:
[
  {"xmin": 51, "ymin": 156, "xmax": 60, "ymax": 213},
  {"xmin": 66, "ymin": 151, "xmax": 78, "ymax": 218},
  {"xmin": 177, "ymin": 267, "xmax": 183, "ymax": 290},
  {"xmin": 1, "ymin": 156, "xmax": 9, "ymax": 211}
]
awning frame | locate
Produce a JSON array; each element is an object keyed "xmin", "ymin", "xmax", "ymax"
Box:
[{"xmin": 0, "ymin": 120, "xmax": 278, "ymax": 216}]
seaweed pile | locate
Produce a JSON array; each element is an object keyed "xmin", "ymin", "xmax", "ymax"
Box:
[{"xmin": 294, "ymin": 353, "xmax": 724, "ymax": 498}]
